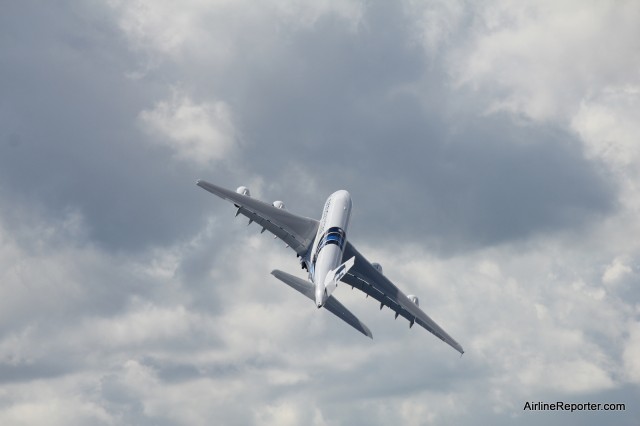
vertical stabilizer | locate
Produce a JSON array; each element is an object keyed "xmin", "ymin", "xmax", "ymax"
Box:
[{"xmin": 323, "ymin": 256, "xmax": 355, "ymax": 298}]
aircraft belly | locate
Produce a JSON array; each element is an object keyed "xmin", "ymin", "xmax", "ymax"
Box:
[
  {"xmin": 311, "ymin": 190, "xmax": 351, "ymax": 285},
  {"xmin": 314, "ymin": 244, "xmax": 343, "ymax": 285}
]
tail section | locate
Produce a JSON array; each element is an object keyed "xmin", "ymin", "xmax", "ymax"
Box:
[
  {"xmin": 271, "ymin": 269, "xmax": 372, "ymax": 338},
  {"xmin": 271, "ymin": 269, "xmax": 314, "ymax": 299},
  {"xmin": 323, "ymin": 256, "xmax": 355, "ymax": 299}
]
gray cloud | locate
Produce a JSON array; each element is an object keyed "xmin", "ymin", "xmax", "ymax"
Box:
[
  {"xmin": 0, "ymin": 1, "xmax": 615, "ymax": 254},
  {"xmin": 168, "ymin": 1, "xmax": 615, "ymax": 251},
  {"xmin": 1, "ymin": 1, "xmax": 639, "ymax": 425},
  {"xmin": 0, "ymin": 1, "xmax": 225, "ymax": 251}
]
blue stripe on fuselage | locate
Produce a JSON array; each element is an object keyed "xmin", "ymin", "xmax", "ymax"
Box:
[
  {"xmin": 319, "ymin": 227, "xmax": 345, "ymax": 250},
  {"xmin": 312, "ymin": 227, "xmax": 346, "ymax": 267}
]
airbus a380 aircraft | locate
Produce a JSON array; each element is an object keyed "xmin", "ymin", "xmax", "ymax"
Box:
[{"xmin": 197, "ymin": 180, "xmax": 464, "ymax": 354}]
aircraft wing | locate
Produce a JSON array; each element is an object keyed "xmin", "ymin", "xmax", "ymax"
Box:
[
  {"xmin": 196, "ymin": 180, "xmax": 319, "ymax": 256},
  {"xmin": 341, "ymin": 242, "xmax": 464, "ymax": 354}
]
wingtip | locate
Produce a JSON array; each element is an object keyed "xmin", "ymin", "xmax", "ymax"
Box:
[{"xmin": 363, "ymin": 326, "xmax": 373, "ymax": 339}]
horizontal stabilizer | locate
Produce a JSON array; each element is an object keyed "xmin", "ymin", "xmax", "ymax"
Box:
[{"xmin": 271, "ymin": 270, "xmax": 373, "ymax": 339}]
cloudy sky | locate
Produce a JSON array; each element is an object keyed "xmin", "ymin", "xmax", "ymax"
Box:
[{"xmin": 1, "ymin": 1, "xmax": 639, "ymax": 424}]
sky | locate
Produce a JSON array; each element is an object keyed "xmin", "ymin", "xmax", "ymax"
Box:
[{"xmin": 1, "ymin": 0, "xmax": 639, "ymax": 424}]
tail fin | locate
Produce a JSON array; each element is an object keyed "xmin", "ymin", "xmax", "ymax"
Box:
[{"xmin": 323, "ymin": 256, "xmax": 355, "ymax": 298}]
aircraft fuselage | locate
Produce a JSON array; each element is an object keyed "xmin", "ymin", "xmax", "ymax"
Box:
[{"xmin": 309, "ymin": 190, "xmax": 352, "ymax": 307}]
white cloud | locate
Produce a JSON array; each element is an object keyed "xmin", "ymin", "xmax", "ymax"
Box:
[
  {"xmin": 253, "ymin": 402, "xmax": 301, "ymax": 426},
  {"xmin": 108, "ymin": 0, "xmax": 364, "ymax": 60},
  {"xmin": 572, "ymin": 85, "xmax": 640, "ymax": 192},
  {"xmin": 398, "ymin": 393, "xmax": 461, "ymax": 425},
  {"xmin": 602, "ymin": 257, "xmax": 633, "ymax": 286},
  {"xmin": 2, "ymin": 175, "xmax": 638, "ymax": 423},
  {"xmin": 0, "ymin": 374, "xmax": 115, "ymax": 426},
  {"xmin": 107, "ymin": 0, "xmax": 218, "ymax": 57},
  {"xmin": 78, "ymin": 305, "xmax": 214, "ymax": 348},
  {"xmin": 0, "ymin": 397, "xmax": 112, "ymax": 426},
  {"xmin": 623, "ymin": 322, "xmax": 640, "ymax": 383},
  {"xmin": 368, "ymin": 239, "xmax": 630, "ymax": 401},
  {"xmin": 272, "ymin": 0, "xmax": 364, "ymax": 30},
  {"xmin": 0, "ymin": 208, "xmax": 97, "ymax": 331},
  {"xmin": 138, "ymin": 88, "xmax": 237, "ymax": 165},
  {"xmin": 404, "ymin": 0, "xmax": 465, "ymax": 56},
  {"xmin": 517, "ymin": 359, "xmax": 614, "ymax": 394},
  {"xmin": 447, "ymin": 0, "xmax": 640, "ymax": 122},
  {"xmin": 4, "ymin": 1, "xmax": 640, "ymax": 424}
]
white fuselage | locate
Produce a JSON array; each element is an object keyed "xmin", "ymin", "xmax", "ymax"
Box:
[{"xmin": 308, "ymin": 190, "xmax": 352, "ymax": 307}]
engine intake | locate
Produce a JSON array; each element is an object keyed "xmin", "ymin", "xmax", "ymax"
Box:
[
  {"xmin": 272, "ymin": 200, "xmax": 286, "ymax": 209},
  {"xmin": 372, "ymin": 262, "xmax": 383, "ymax": 275},
  {"xmin": 407, "ymin": 295, "xmax": 419, "ymax": 307},
  {"xmin": 236, "ymin": 186, "xmax": 251, "ymax": 196}
]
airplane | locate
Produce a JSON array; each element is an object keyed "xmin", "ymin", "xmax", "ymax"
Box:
[{"xmin": 196, "ymin": 180, "xmax": 464, "ymax": 354}]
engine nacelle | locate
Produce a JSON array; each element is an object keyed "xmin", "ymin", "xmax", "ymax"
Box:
[
  {"xmin": 407, "ymin": 295, "xmax": 419, "ymax": 307},
  {"xmin": 236, "ymin": 186, "xmax": 251, "ymax": 197},
  {"xmin": 372, "ymin": 262, "xmax": 383, "ymax": 275},
  {"xmin": 272, "ymin": 200, "xmax": 285, "ymax": 209}
]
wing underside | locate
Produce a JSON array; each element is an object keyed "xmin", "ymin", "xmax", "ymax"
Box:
[
  {"xmin": 197, "ymin": 180, "xmax": 318, "ymax": 256},
  {"xmin": 341, "ymin": 242, "xmax": 464, "ymax": 354}
]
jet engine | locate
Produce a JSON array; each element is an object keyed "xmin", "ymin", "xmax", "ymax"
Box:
[
  {"xmin": 407, "ymin": 295, "xmax": 419, "ymax": 307},
  {"xmin": 372, "ymin": 262, "xmax": 383, "ymax": 275},
  {"xmin": 272, "ymin": 201, "xmax": 286, "ymax": 209},
  {"xmin": 236, "ymin": 186, "xmax": 251, "ymax": 196}
]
